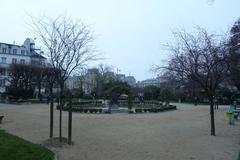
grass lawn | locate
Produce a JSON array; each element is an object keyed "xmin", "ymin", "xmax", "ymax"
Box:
[{"xmin": 0, "ymin": 130, "xmax": 54, "ymax": 160}]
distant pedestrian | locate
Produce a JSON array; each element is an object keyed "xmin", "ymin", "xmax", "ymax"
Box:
[
  {"xmin": 230, "ymin": 95, "xmax": 236, "ymax": 105},
  {"xmin": 47, "ymin": 95, "xmax": 50, "ymax": 104},
  {"xmin": 214, "ymin": 96, "xmax": 219, "ymax": 110},
  {"xmin": 178, "ymin": 98, "xmax": 181, "ymax": 103},
  {"xmin": 194, "ymin": 97, "xmax": 198, "ymax": 106}
]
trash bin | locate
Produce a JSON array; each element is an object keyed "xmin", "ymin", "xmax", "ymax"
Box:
[{"xmin": 226, "ymin": 112, "xmax": 234, "ymax": 125}]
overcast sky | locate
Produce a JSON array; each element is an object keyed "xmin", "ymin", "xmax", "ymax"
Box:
[{"xmin": 0, "ymin": 0, "xmax": 239, "ymax": 81}]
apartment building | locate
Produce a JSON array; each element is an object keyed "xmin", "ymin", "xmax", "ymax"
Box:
[{"xmin": 0, "ymin": 38, "xmax": 46, "ymax": 92}]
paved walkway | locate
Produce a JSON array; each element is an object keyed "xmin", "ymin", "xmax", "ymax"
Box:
[{"xmin": 0, "ymin": 103, "xmax": 239, "ymax": 160}]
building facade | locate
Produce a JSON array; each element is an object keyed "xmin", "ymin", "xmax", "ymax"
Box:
[
  {"xmin": 0, "ymin": 38, "xmax": 47, "ymax": 92},
  {"xmin": 136, "ymin": 77, "xmax": 161, "ymax": 88},
  {"xmin": 124, "ymin": 76, "xmax": 136, "ymax": 86},
  {"xmin": 82, "ymin": 68, "xmax": 99, "ymax": 94}
]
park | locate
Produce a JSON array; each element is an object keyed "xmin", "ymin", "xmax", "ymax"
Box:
[{"xmin": 0, "ymin": 1, "xmax": 240, "ymax": 160}]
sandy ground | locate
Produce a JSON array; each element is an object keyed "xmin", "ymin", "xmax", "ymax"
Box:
[{"xmin": 0, "ymin": 103, "xmax": 239, "ymax": 160}]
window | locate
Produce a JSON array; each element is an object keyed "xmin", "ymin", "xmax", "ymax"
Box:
[
  {"xmin": 1, "ymin": 57, "xmax": 6, "ymax": 64},
  {"xmin": 12, "ymin": 58, "xmax": 17, "ymax": 64},
  {"xmin": 20, "ymin": 59, "xmax": 25, "ymax": 64},
  {"xmin": 0, "ymin": 68, "xmax": 6, "ymax": 76},
  {"xmin": 13, "ymin": 49, "xmax": 17, "ymax": 54},
  {"xmin": 31, "ymin": 60, "xmax": 38, "ymax": 65},
  {"xmin": 2, "ymin": 48, "xmax": 6, "ymax": 53},
  {"xmin": 0, "ymin": 79, "xmax": 5, "ymax": 87},
  {"xmin": 21, "ymin": 50, "xmax": 25, "ymax": 55}
]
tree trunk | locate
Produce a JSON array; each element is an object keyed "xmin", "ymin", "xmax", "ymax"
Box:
[
  {"xmin": 49, "ymin": 87, "xmax": 54, "ymax": 138},
  {"xmin": 209, "ymin": 96, "xmax": 215, "ymax": 136},
  {"xmin": 59, "ymin": 82, "xmax": 64, "ymax": 142},
  {"xmin": 68, "ymin": 93, "xmax": 72, "ymax": 144},
  {"xmin": 38, "ymin": 84, "xmax": 42, "ymax": 101}
]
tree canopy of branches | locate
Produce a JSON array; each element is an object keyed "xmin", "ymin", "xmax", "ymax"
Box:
[
  {"xmin": 31, "ymin": 14, "xmax": 97, "ymax": 141},
  {"xmin": 156, "ymin": 28, "xmax": 227, "ymax": 136},
  {"xmin": 227, "ymin": 18, "xmax": 240, "ymax": 91},
  {"xmin": 143, "ymin": 85, "xmax": 160, "ymax": 100},
  {"xmin": 8, "ymin": 64, "xmax": 34, "ymax": 90},
  {"xmin": 7, "ymin": 64, "xmax": 37, "ymax": 100},
  {"xmin": 104, "ymin": 81, "xmax": 131, "ymax": 98},
  {"xmin": 7, "ymin": 64, "xmax": 58, "ymax": 101},
  {"xmin": 94, "ymin": 64, "xmax": 114, "ymax": 98},
  {"xmin": 142, "ymin": 85, "xmax": 173, "ymax": 102},
  {"xmin": 75, "ymin": 65, "xmax": 115, "ymax": 99},
  {"xmin": 104, "ymin": 81, "xmax": 133, "ymax": 109}
]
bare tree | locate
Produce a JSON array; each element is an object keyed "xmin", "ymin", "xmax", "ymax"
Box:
[
  {"xmin": 98, "ymin": 64, "xmax": 113, "ymax": 76},
  {"xmin": 155, "ymin": 27, "xmax": 227, "ymax": 136},
  {"xmin": 32, "ymin": 65, "xmax": 45, "ymax": 101},
  {"xmin": 227, "ymin": 18, "xmax": 240, "ymax": 91},
  {"xmin": 8, "ymin": 64, "xmax": 35, "ymax": 89},
  {"xmin": 96, "ymin": 64, "xmax": 114, "ymax": 97},
  {"xmin": 8, "ymin": 64, "xmax": 23, "ymax": 88},
  {"xmin": 31, "ymin": 15, "xmax": 97, "ymax": 142},
  {"xmin": 75, "ymin": 68, "xmax": 87, "ymax": 96},
  {"xmin": 43, "ymin": 67, "xmax": 59, "ymax": 138}
]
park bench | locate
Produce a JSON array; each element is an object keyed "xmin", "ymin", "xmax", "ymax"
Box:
[{"xmin": 0, "ymin": 115, "xmax": 4, "ymax": 124}]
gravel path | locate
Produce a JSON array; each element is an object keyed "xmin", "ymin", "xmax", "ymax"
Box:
[{"xmin": 0, "ymin": 103, "xmax": 239, "ymax": 160}]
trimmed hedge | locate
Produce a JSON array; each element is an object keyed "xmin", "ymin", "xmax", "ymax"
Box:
[
  {"xmin": 134, "ymin": 105, "xmax": 176, "ymax": 113},
  {"xmin": 63, "ymin": 107, "xmax": 103, "ymax": 114},
  {"xmin": 71, "ymin": 101, "xmax": 103, "ymax": 105},
  {"xmin": 62, "ymin": 102, "xmax": 176, "ymax": 114}
]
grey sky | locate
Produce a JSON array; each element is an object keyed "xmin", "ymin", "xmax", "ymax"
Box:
[{"xmin": 0, "ymin": 0, "xmax": 239, "ymax": 81}]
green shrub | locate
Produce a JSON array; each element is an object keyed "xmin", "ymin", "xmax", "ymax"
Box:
[
  {"xmin": 91, "ymin": 109, "xmax": 95, "ymax": 113},
  {"xmin": 135, "ymin": 109, "xmax": 142, "ymax": 113},
  {"xmin": 157, "ymin": 108, "xmax": 164, "ymax": 112},
  {"xmin": 128, "ymin": 110, "xmax": 134, "ymax": 114},
  {"xmin": 147, "ymin": 109, "xmax": 152, "ymax": 112},
  {"xmin": 152, "ymin": 108, "xmax": 158, "ymax": 113},
  {"xmin": 147, "ymin": 108, "xmax": 152, "ymax": 112},
  {"xmin": 5, "ymin": 86, "xmax": 34, "ymax": 100},
  {"xmin": 167, "ymin": 105, "xmax": 177, "ymax": 110},
  {"xmin": 105, "ymin": 110, "xmax": 111, "ymax": 114},
  {"xmin": 72, "ymin": 100, "xmax": 102, "ymax": 106},
  {"xmin": 83, "ymin": 109, "xmax": 88, "ymax": 113},
  {"xmin": 28, "ymin": 99, "xmax": 41, "ymax": 103},
  {"xmin": 95, "ymin": 109, "xmax": 99, "ymax": 113},
  {"xmin": 89, "ymin": 109, "xmax": 94, "ymax": 113},
  {"xmin": 93, "ymin": 109, "xmax": 98, "ymax": 113}
]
